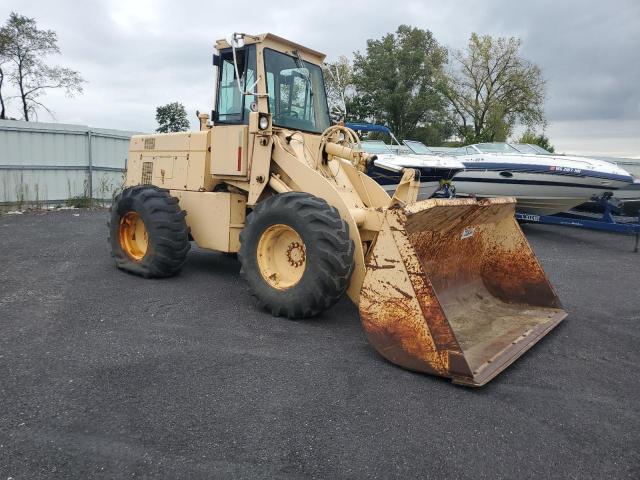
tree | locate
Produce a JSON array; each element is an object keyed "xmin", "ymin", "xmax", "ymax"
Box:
[
  {"xmin": 350, "ymin": 25, "xmax": 449, "ymax": 141},
  {"xmin": 412, "ymin": 121, "xmax": 456, "ymax": 147},
  {"xmin": 0, "ymin": 50, "xmax": 7, "ymax": 120},
  {"xmin": 0, "ymin": 12, "xmax": 84, "ymax": 121},
  {"xmin": 155, "ymin": 102, "xmax": 190, "ymax": 133},
  {"xmin": 441, "ymin": 33, "xmax": 546, "ymax": 144},
  {"xmin": 517, "ymin": 129, "xmax": 555, "ymax": 153},
  {"xmin": 0, "ymin": 27, "xmax": 9, "ymax": 119},
  {"xmin": 323, "ymin": 56, "xmax": 355, "ymax": 121}
]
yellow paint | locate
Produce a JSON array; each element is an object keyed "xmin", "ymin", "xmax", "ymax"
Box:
[
  {"xmin": 119, "ymin": 211, "xmax": 148, "ymax": 261},
  {"xmin": 126, "ymin": 131, "xmax": 213, "ymax": 191},
  {"xmin": 171, "ymin": 190, "xmax": 246, "ymax": 252},
  {"xmin": 210, "ymin": 125, "xmax": 249, "ymax": 176},
  {"xmin": 257, "ymin": 224, "xmax": 306, "ymax": 289}
]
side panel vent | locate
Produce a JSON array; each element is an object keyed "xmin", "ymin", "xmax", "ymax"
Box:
[
  {"xmin": 144, "ymin": 138, "xmax": 156, "ymax": 150},
  {"xmin": 141, "ymin": 161, "xmax": 153, "ymax": 184}
]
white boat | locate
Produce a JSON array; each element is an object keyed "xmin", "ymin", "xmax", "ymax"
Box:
[
  {"xmin": 360, "ymin": 140, "xmax": 465, "ymax": 199},
  {"xmin": 403, "ymin": 141, "xmax": 635, "ymax": 215}
]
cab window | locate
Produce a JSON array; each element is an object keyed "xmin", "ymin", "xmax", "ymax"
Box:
[
  {"xmin": 217, "ymin": 46, "xmax": 257, "ymax": 124},
  {"xmin": 263, "ymin": 48, "xmax": 330, "ymax": 133}
]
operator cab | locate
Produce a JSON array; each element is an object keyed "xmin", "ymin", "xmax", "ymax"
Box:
[{"xmin": 214, "ymin": 34, "xmax": 330, "ymax": 134}]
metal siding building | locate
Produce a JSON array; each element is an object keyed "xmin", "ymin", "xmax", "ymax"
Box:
[{"xmin": 0, "ymin": 120, "xmax": 141, "ymax": 207}]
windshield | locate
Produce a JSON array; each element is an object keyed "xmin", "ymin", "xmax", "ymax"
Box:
[
  {"xmin": 429, "ymin": 146, "xmax": 466, "ymax": 156},
  {"xmin": 390, "ymin": 145, "xmax": 411, "ymax": 155},
  {"xmin": 264, "ymin": 48, "xmax": 330, "ymax": 133},
  {"xmin": 473, "ymin": 143, "xmax": 520, "ymax": 154},
  {"xmin": 528, "ymin": 144, "xmax": 551, "ymax": 155},
  {"xmin": 510, "ymin": 143, "xmax": 538, "ymax": 154},
  {"xmin": 403, "ymin": 140, "xmax": 433, "ymax": 154},
  {"xmin": 361, "ymin": 140, "xmax": 393, "ymax": 154}
]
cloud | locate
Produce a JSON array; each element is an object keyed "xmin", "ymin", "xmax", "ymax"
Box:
[
  {"xmin": 548, "ymin": 120, "xmax": 640, "ymax": 157},
  {"xmin": 0, "ymin": 0, "xmax": 638, "ymax": 155}
]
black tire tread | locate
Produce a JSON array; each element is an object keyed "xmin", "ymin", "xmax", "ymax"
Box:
[
  {"xmin": 108, "ymin": 185, "xmax": 190, "ymax": 278},
  {"xmin": 238, "ymin": 192, "xmax": 354, "ymax": 319}
]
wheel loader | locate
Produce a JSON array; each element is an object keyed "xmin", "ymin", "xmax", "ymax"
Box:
[{"xmin": 109, "ymin": 33, "xmax": 566, "ymax": 386}]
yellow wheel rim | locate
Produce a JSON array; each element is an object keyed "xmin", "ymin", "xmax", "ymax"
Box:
[
  {"xmin": 119, "ymin": 211, "xmax": 148, "ymax": 261},
  {"xmin": 257, "ymin": 224, "xmax": 306, "ymax": 290}
]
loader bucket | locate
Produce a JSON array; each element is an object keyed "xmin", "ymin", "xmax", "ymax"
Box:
[{"xmin": 359, "ymin": 197, "xmax": 566, "ymax": 386}]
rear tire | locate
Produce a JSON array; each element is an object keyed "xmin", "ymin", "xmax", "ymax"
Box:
[
  {"xmin": 238, "ymin": 192, "xmax": 355, "ymax": 319},
  {"xmin": 108, "ymin": 185, "xmax": 190, "ymax": 278}
]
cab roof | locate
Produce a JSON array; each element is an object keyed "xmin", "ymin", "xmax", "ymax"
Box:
[{"xmin": 214, "ymin": 33, "xmax": 326, "ymax": 63}]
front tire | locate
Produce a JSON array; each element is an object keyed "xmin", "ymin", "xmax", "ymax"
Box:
[
  {"xmin": 238, "ymin": 192, "xmax": 355, "ymax": 319},
  {"xmin": 108, "ymin": 185, "xmax": 190, "ymax": 278}
]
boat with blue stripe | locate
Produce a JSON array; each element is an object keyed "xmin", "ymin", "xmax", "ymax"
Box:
[{"xmin": 404, "ymin": 141, "xmax": 635, "ymax": 215}]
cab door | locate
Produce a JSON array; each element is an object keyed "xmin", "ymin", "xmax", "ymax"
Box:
[{"xmin": 211, "ymin": 45, "xmax": 256, "ymax": 177}]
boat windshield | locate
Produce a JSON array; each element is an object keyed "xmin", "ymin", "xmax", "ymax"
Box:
[
  {"xmin": 472, "ymin": 143, "xmax": 520, "ymax": 154},
  {"xmin": 511, "ymin": 143, "xmax": 552, "ymax": 155},
  {"xmin": 360, "ymin": 140, "xmax": 393, "ymax": 154},
  {"xmin": 390, "ymin": 144, "xmax": 411, "ymax": 155},
  {"xmin": 429, "ymin": 146, "xmax": 466, "ymax": 156},
  {"xmin": 404, "ymin": 140, "xmax": 433, "ymax": 154},
  {"xmin": 510, "ymin": 143, "xmax": 538, "ymax": 154},
  {"xmin": 529, "ymin": 144, "xmax": 551, "ymax": 155}
]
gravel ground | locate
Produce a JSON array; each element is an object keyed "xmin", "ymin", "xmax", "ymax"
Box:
[{"xmin": 0, "ymin": 209, "xmax": 638, "ymax": 479}]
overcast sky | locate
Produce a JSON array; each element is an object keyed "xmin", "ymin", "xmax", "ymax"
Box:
[{"xmin": 1, "ymin": 0, "xmax": 638, "ymax": 156}]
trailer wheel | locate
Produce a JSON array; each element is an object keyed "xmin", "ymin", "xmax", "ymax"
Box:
[
  {"xmin": 239, "ymin": 192, "xmax": 354, "ymax": 319},
  {"xmin": 109, "ymin": 185, "xmax": 190, "ymax": 278}
]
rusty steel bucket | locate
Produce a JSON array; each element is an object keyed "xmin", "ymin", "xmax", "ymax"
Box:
[{"xmin": 359, "ymin": 196, "xmax": 566, "ymax": 386}]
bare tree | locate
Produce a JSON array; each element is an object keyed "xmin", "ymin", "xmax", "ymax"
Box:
[
  {"xmin": 441, "ymin": 33, "xmax": 546, "ymax": 143},
  {"xmin": 323, "ymin": 56, "xmax": 354, "ymax": 121},
  {"xmin": 0, "ymin": 12, "xmax": 84, "ymax": 121},
  {"xmin": 0, "ymin": 65, "xmax": 6, "ymax": 120},
  {"xmin": 0, "ymin": 30, "xmax": 8, "ymax": 119}
]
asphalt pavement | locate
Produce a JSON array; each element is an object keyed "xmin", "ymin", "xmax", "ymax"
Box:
[{"xmin": 0, "ymin": 209, "xmax": 639, "ymax": 479}]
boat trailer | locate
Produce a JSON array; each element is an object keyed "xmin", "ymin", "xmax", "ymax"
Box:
[{"xmin": 516, "ymin": 193, "xmax": 640, "ymax": 252}]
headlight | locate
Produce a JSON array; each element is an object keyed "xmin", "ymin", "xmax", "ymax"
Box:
[{"xmin": 258, "ymin": 115, "xmax": 269, "ymax": 130}]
